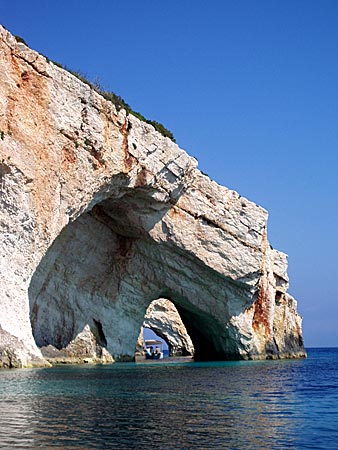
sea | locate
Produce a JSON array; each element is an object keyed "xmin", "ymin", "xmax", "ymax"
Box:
[{"xmin": 0, "ymin": 347, "xmax": 338, "ymax": 449}]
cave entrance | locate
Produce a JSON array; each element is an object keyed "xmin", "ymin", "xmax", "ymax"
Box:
[
  {"xmin": 28, "ymin": 188, "xmax": 234, "ymax": 364},
  {"xmin": 135, "ymin": 298, "xmax": 195, "ymax": 360}
]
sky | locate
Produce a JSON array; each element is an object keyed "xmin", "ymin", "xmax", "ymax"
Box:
[{"xmin": 1, "ymin": 0, "xmax": 337, "ymax": 347}]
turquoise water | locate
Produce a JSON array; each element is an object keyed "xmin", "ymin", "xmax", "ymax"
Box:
[{"xmin": 0, "ymin": 348, "xmax": 338, "ymax": 449}]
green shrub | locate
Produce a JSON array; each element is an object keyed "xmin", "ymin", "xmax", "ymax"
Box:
[
  {"xmin": 147, "ymin": 120, "xmax": 175, "ymax": 141},
  {"xmin": 14, "ymin": 35, "xmax": 27, "ymax": 45},
  {"xmin": 51, "ymin": 60, "xmax": 64, "ymax": 69}
]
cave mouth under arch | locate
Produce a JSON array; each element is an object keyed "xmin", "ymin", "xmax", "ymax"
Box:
[
  {"xmin": 137, "ymin": 298, "xmax": 195, "ymax": 358},
  {"xmin": 28, "ymin": 190, "xmax": 236, "ymax": 363}
]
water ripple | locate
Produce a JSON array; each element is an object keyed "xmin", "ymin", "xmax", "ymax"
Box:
[{"xmin": 1, "ymin": 349, "xmax": 338, "ymax": 448}]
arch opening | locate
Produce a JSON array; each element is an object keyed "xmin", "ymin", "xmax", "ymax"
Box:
[
  {"xmin": 135, "ymin": 298, "xmax": 195, "ymax": 360},
  {"xmin": 28, "ymin": 188, "xmax": 238, "ymax": 364}
]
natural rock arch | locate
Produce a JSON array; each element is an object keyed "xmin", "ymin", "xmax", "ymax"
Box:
[
  {"xmin": 0, "ymin": 26, "xmax": 306, "ymax": 367},
  {"xmin": 138, "ymin": 298, "xmax": 194, "ymax": 357},
  {"xmin": 28, "ymin": 200, "xmax": 242, "ymax": 362}
]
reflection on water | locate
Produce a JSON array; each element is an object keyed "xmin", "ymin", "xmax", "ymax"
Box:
[{"xmin": 1, "ymin": 349, "xmax": 338, "ymax": 449}]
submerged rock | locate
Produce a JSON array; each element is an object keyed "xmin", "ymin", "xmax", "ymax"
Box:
[{"xmin": 0, "ymin": 26, "xmax": 306, "ymax": 368}]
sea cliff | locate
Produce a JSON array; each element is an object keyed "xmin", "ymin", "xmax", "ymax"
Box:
[{"xmin": 0, "ymin": 26, "xmax": 306, "ymax": 367}]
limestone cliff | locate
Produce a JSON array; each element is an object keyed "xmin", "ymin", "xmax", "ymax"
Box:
[{"xmin": 0, "ymin": 26, "xmax": 306, "ymax": 368}]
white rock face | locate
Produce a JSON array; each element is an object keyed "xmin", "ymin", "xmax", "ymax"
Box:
[{"xmin": 0, "ymin": 26, "xmax": 306, "ymax": 367}]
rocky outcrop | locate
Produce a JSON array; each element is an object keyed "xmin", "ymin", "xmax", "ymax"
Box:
[
  {"xmin": 0, "ymin": 26, "xmax": 306, "ymax": 368},
  {"xmin": 40, "ymin": 325, "xmax": 114, "ymax": 364},
  {"xmin": 137, "ymin": 299, "xmax": 195, "ymax": 356},
  {"xmin": 0, "ymin": 326, "xmax": 48, "ymax": 368}
]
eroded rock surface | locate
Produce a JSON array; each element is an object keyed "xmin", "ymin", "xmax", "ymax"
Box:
[
  {"xmin": 0, "ymin": 326, "xmax": 47, "ymax": 368},
  {"xmin": 0, "ymin": 27, "xmax": 306, "ymax": 367},
  {"xmin": 40, "ymin": 325, "xmax": 114, "ymax": 364}
]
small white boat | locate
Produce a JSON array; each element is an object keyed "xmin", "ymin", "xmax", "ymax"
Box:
[{"xmin": 144, "ymin": 339, "xmax": 163, "ymax": 359}]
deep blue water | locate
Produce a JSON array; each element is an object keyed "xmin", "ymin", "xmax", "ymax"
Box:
[{"xmin": 0, "ymin": 348, "xmax": 338, "ymax": 449}]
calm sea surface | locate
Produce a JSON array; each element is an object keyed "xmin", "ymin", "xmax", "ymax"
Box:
[{"xmin": 0, "ymin": 348, "xmax": 338, "ymax": 449}]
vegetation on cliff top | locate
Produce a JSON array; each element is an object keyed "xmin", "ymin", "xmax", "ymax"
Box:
[
  {"xmin": 67, "ymin": 69, "xmax": 176, "ymax": 142},
  {"xmin": 12, "ymin": 33, "xmax": 175, "ymax": 142}
]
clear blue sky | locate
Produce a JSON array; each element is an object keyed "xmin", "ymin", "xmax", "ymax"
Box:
[{"xmin": 1, "ymin": 0, "xmax": 337, "ymax": 347}]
